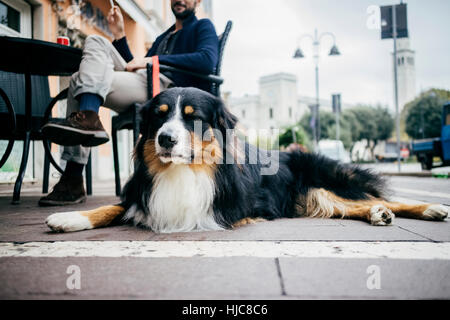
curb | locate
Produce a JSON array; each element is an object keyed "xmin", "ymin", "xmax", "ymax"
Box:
[
  {"xmin": 381, "ymin": 172, "xmax": 432, "ymax": 177},
  {"xmin": 382, "ymin": 172, "xmax": 449, "ymax": 178}
]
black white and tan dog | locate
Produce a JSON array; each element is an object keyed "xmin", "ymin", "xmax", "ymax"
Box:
[{"xmin": 46, "ymin": 87, "xmax": 448, "ymax": 233}]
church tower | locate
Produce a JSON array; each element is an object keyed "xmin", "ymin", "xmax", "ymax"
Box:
[{"xmin": 394, "ymin": 38, "xmax": 416, "ymax": 110}]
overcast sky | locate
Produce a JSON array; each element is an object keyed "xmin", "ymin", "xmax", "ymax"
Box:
[{"xmin": 212, "ymin": 0, "xmax": 450, "ymax": 111}]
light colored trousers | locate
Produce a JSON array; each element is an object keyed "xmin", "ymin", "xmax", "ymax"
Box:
[{"xmin": 62, "ymin": 35, "xmax": 172, "ymax": 165}]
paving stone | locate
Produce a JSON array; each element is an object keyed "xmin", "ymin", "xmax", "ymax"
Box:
[
  {"xmin": 0, "ymin": 257, "xmax": 281, "ymax": 299},
  {"xmin": 279, "ymin": 257, "xmax": 450, "ymax": 299},
  {"xmin": 395, "ymin": 218, "xmax": 450, "ymax": 242},
  {"xmin": 149, "ymin": 218, "xmax": 428, "ymax": 241}
]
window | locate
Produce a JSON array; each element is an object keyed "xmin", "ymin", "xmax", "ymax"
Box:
[
  {"xmin": 0, "ymin": 0, "xmax": 31, "ymax": 37},
  {"xmin": 242, "ymin": 110, "xmax": 246, "ymax": 118},
  {"xmin": 269, "ymin": 108, "xmax": 273, "ymax": 119},
  {"xmin": 289, "ymin": 107, "xmax": 292, "ymax": 118},
  {"xmin": 0, "ymin": 1, "xmax": 20, "ymax": 33}
]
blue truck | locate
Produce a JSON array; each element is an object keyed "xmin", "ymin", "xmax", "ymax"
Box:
[{"xmin": 411, "ymin": 102, "xmax": 450, "ymax": 170}]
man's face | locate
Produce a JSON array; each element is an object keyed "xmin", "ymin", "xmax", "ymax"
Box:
[{"xmin": 171, "ymin": 0, "xmax": 199, "ymax": 20}]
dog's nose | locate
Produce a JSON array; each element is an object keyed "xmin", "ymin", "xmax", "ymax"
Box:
[{"xmin": 158, "ymin": 132, "xmax": 178, "ymax": 149}]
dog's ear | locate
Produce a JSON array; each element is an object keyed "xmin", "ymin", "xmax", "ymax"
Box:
[
  {"xmin": 213, "ymin": 97, "xmax": 238, "ymax": 135},
  {"xmin": 138, "ymin": 100, "xmax": 152, "ymax": 135}
]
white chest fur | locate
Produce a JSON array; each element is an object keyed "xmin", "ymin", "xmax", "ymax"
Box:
[{"xmin": 126, "ymin": 164, "xmax": 222, "ymax": 233}]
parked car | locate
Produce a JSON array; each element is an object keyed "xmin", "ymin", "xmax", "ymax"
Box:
[
  {"xmin": 375, "ymin": 141, "xmax": 409, "ymax": 162},
  {"xmin": 411, "ymin": 102, "xmax": 450, "ymax": 170},
  {"xmin": 317, "ymin": 140, "xmax": 351, "ymax": 163}
]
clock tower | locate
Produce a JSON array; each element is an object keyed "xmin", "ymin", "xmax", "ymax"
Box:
[{"xmin": 394, "ymin": 38, "xmax": 416, "ymax": 110}]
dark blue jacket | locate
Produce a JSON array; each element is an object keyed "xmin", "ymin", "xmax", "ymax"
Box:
[{"xmin": 112, "ymin": 14, "xmax": 219, "ymax": 92}]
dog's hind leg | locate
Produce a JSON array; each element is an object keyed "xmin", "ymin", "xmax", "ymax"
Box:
[
  {"xmin": 46, "ymin": 205, "xmax": 125, "ymax": 233},
  {"xmin": 299, "ymin": 189, "xmax": 448, "ymax": 226},
  {"xmin": 299, "ymin": 188, "xmax": 395, "ymax": 226},
  {"xmin": 382, "ymin": 202, "xmax": 448, "ymax": 221}
]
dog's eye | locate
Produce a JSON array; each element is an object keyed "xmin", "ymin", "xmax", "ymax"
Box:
[
  {"xmin": 184, "ymin": 106, "xmax": 195, "ymax": 115},
  {"xmin": 155, "ymin": 104, "xmax": 169, "ymax": 116},
  {"xmin": 158, "ymin": 104, "xmax": 169, "ymax": 113}
]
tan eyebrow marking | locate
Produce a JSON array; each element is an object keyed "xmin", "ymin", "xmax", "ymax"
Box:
[
  {"xmin": 159, "ymin": 104, "xmax": 169, "ymax": 112},
  {"xmin": 184, "ymin": 105, "xmax": 194, "ymax": 115}
]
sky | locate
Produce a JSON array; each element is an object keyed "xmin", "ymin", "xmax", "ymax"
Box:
[{"xmin": 212, "ymin": 0, "xmax": 450, "ymax": 111}]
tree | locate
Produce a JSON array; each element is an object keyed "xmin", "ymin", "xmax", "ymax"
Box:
[
  {"xmin": 278, "ymin": 125, "xmax": 310, "ymax": 149},
  {"xmin": 299, "ymin": 105, "xmax": 393, "ymax": 157},
  {"xmin": 299, "ymin": 109, "xmax": 363, "ymax": 150},
  {"xmin": 404, "ymin": 89, "xmax": 450, "ymax": 139},
  {"xmin": 299, "ymin": 111, "xmax": 337, "ymax": 141},
  {"xmin": 347, "ymin": 105, "xmax": 394, "ymax": 158}
]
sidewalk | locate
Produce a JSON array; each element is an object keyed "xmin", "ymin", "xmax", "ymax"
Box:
[{"xmin": 0, "ymin": 179, "xmax": 449, "ymax": 299}]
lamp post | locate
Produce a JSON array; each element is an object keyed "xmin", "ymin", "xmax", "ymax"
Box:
[{"xmin": 293, "ymin": 29, "xmax": 341, "ymax": 150}]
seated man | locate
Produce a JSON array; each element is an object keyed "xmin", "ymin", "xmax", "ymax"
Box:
[{"xmin": 40, "ymin": 0, "xmax": 218, "ymax": 206}]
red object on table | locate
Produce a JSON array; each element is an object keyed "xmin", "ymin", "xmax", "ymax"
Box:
[{"xmin": 57, "ymin": 36, "xmax": 70, "ymax": 46}]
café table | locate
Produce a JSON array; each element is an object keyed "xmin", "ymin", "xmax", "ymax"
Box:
[{"xmin": 0, "ymin": 36, "xmax": 82, "ymax": 203}]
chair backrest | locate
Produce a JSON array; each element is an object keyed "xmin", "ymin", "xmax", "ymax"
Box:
[
  {"xmin": 211, "ymin": 20, "xmax": 233, "ymax": 96},
  {"xmin": 0, "ymin": 71, "xmax": 52, "ymax": 117}
]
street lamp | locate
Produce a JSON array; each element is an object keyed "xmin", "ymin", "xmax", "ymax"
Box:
[{"xmin": 293, "ymin": 28, "xmax": 341, "ymax": 150}]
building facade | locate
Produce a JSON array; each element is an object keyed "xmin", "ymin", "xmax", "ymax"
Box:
[
  {"xmin": 0, "ymin": 0, "xmax": 213, "ymax": 184},
  {"xmin": 230, "ymin": 72, "xmax": 353, "ymax": 135}
]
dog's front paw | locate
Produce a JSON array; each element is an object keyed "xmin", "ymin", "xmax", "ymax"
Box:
[
  {"xmin": 46, "ymin": 211, "xmax": 93, "ymax": 233},
  {"xmin": 423, "ymin": 205, "xmax": 448, "ymax": 221},
  {"xmin": 370, "ymin": 205, "xmax": 394, "ymax": 226}
]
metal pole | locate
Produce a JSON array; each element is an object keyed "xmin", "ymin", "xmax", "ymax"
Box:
[
  {"xmin": 311, "ymin": 106, "xmax": 317, "ymax": 150},
  {"xmin": 336, "ymin": 104, "xmax": 340, "ymax": 140},
  {"xmin": 392, "ymin": 5, "xmax": 401, "ymax": 172},
  {"xmin": 333, "ymin": 94, "xmax": 341, "ymax": 159},
  {"xmin": 314, "ymin": 29, "xmax": 320, "ymax": 149}
]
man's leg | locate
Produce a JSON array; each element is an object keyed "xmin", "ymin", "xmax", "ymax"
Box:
[
  {"xmin": 40, "ymin": 35, "xmax": 127, "ymax": 206},
  {"xmin": 39, "ymin": 77, "xmax": 94, "ymax": 206},
  {"xmin": 42, "ymin": 35, "xmax": 128, "ymax": 147}
]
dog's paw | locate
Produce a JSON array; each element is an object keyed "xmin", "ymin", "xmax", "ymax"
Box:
[
  {"xmin": 232, "ymin": 217, "xmax": 266, "ymax": 228},
  {"xmin": 46, "ymin": 211, "xmax": 93, "ymax": 232},
  {"xmin": 370, "ymin": 205, "xmax": 394, "ymax": 226},
  {"xmin": 423, "ymin": 205, "xmax": 448, "ymax": 221}
]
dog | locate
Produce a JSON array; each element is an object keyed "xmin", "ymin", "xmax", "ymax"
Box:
[{"xmin": 46, "ymin": 87, "xmax": 448, "ymax": 233}]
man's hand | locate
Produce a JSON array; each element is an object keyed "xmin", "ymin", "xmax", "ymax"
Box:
[
  {"xmin": 125, "ymin": 57, "xmax": 153, "ymax": 72},
  {"xmin": 107, "ymin": 6, "xmax": 125, "ymax": 40}
]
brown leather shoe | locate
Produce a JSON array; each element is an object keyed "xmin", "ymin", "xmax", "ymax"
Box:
[
  {"xmin": 39, "ymin": 175, "xmax": 87, "ymax": 206},
  {"xmin": 42, "ymin": 110, "xmax": 109, "ymax": 147}
]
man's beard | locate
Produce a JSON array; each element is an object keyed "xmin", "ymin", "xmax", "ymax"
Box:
[{"xmin": 171, "ymin": 3, "xmax": 195, "ymax": 20}]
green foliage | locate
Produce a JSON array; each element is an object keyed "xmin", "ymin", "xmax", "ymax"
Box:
[
  {"xmin": 278, "ymin": 125, "xmax": 310, "ymax": 148},
  {"xmin": 299, "ymin": 111, "xmax": 335, "ymax": 141},
  {"xmin": 403, "ymin": 89, "xmax": 450, "ymax": 139},
  {"xmin": 299, "ymin": 104, "xmax": 394, "ymax": 151}
]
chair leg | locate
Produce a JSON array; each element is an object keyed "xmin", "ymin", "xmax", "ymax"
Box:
[
  {"xmin": 12, "ymin": 132, "xmax": 31, "ymax": 204},
  {"xmin": 42, "ymin": 148, "xmax": 50, "ymax": 194},
  {"xmin": 86, "ymin": 154, "xmax": 92, "ymax": 196},
  {"xmin": 112, "ymin": 128, "xmax": 121, "ymax": 197}
]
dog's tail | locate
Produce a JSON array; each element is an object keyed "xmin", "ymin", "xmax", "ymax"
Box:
[{"xmin": 286, "ymin": 151, "xmax": 387, "ymax": 201}]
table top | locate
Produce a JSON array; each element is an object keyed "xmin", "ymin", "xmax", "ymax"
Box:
[{"xmin": 0, "ymin": 36, "xmax": 82, "ymax": 76}]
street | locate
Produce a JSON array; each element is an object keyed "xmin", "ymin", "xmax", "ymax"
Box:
[{"xmin": 0, "ymin": 176, "xmax": 449, "ymax": 299}]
